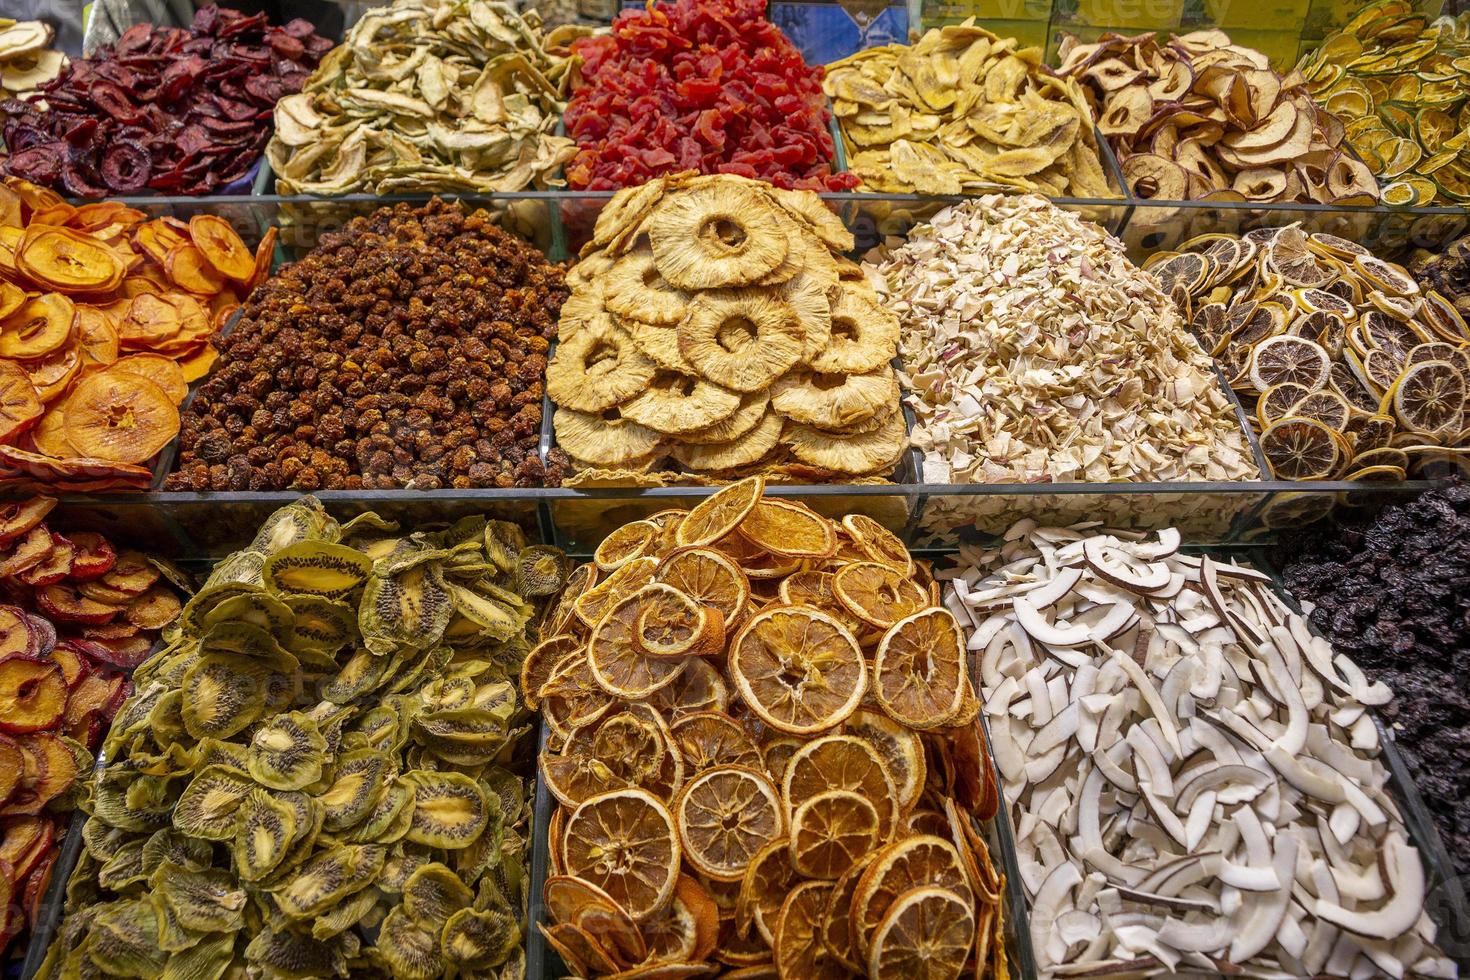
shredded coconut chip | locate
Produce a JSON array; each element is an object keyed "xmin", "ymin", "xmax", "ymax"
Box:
[{"xmin": 868, "ymin": 194, "xmax": 1260, "ymax": 485}]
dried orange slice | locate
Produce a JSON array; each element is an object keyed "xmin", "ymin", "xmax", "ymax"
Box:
[
  {"xmin": 736, "ymin": 500, "xmax": 836, "ymax": 559},
  {"xmin": 850, "ymin": 836, "xmax": 972, "ymax": 962},
  {"xmin": 1288, "ymin": 389, "xmax": 1351, "ymax": 431},
  {"xmin": 15, "ymin": 225, "xmax": 124, "ymax": 293},
  {"xmin": 676, "ymin": 476, "xmax": 764, "ymax": 547},
  {"xmin": 865, "ymin": 885, "xmax": 975, "ymax": 980},
  {"xmin": 0, "ymin": 293, "xmax": 73, "ymax": 360},
  {"xmin": 840, "ymin": 514, "xmax": 912, "ymax": 575},
  {"xmin": 540, "ymin": 649, "xmax": 613, "ymax": 735},
  {"xmin": 789, "ymin": 790, "xmax": 880, "ymax": 880},
  {"xmin": 760, "ymin": 737, "xmax": 802, "ymax": 786},
  {"xmin": 655, "ymin": 547, "xmax": 749, "ymax": 630},
  {"xmin": 773, "ymin": 881, "xmax": 847, "ymax": 980},
  {"xmin": 545, "ymin": 874, "xmax": 649, "ymax": 967},
  {"xmin": 776, "ymin": 570, "xmax": 860, "ymax": 629},
  {"xmin": 588, "ymin": 587, "xmax": 689, "ymax": 698},
  {"xmin": 873, "ymin": 608, "xmax": 967, "ymax": 730},
  {"xmin": 0, "ymin": 361, "xmax": 43, "ymax": 443},
  {"xmin": 843, "ymin": 708, "xmax": 927, "ymax": 812},
  {"xmin": 729, "ymin": 607, "xmax": 865, "ymax": 735},
  {"xmin": 74, "ymin": 305, "xmax": 119, "ymax": 366},
  {"xmin": 1257, "ymin": 381, "xmax": 1314, "ymax": 428},
  {"xmin": 188, "ymin": 215, "xmax": 255, "ymax": 283},
  {"xmin": 674, "ymin": 765, "xmax": 784, "ymax": 881},
  {"xmin": 832, "ymin": 562, "xmax": 929, "ymax": 630},
  {"xmin": 1248, "ymin": 335, "xmax": 1331, "ymax": 392},
  {"xmin": 539, "ymin": 921, "xmax": 620, "ymax": 976},
  {"xmin": 1363, "ymin": 310, "xmax": 1424, "ymax": 359},
  {"xmin": 782, "ymin": 735, "xmax": 897, "ymax": 842},
  {"xmin": 643, "ymin": 875, "xmax": 721, "ymax": 966},
  {"xmin": 108, "ymin": 353, "xmax": 188, "ymax": 405},
  {"xmin": 670, "ymin": 711, "xmax": 762, "ymax": 771},
  {"xmin": 717, "ymin": 531, "xmax": 802, "ymax": 580},
  {"xmin": 821, "ymin": 852, "xmax": 877, "ymax": 972},
  {"xmin": 164, "ymin": 243, "xmax": 225, "ymax": 294},
  {"xmin": 576, "ymin": 555, "xmax": 658, "ymax": 629},
  {"xmin": 564, "ymin": 788, "xmax": 681, "ymax": 921},
  {"xmin": 635, "ymin": 583, "xmax": 723, "ymax": 657},
  {"xmin": 1389, "ymin": 359, "xmax": 1466, "ymax": 435},
  {"xmin": 737, "ymin": 838, "xmax": 797, "ymax": 945},
  {"xmin": 62, "ymin": 372, "xmax": 178, "ymax": 465},
  {"xmin": 544, "ymin": 562, "xmax": 598, "ymax": 638},
  {"xmin": 596, "ymin": 519, "xmax": 659, "ymax": 571},
  {"xmin": 649, "ymin": 657, "xmax": 729, "ymax": 718},
  {"xmin": 541, "ymin": 715, "xmax": 654, "ymax": 807},
  {"xmin": 521, "ymin": 634, "xmax": 580, "ymax": 711},
  {"xmin": 1258, "ymin": 417, "xmax": 1343, "ymax": 480}
]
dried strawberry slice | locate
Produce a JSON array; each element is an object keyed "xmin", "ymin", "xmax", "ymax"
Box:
[
  {"xmin": 0, "ymin": 659, "xmax": 66, "ymax": 733},
  {"xmin": 35, "ymin": 583, "xmax": 118, "ymax": 626},
  {"xmin": 100, "ymin": 142, "xmax": 151, "ymax": 193},
  {"xmin": 66, "ymin": 531, "xmax": 116, "ymax": 582}
]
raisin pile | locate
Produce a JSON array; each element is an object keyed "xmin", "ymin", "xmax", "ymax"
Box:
[
  {"xmin": 1277, "ymin": 485, "xmax": 1470, "ymax": 875},
  {"xmin": 166, "ymin": 199, "xmax": 571, "ymax": 491}
]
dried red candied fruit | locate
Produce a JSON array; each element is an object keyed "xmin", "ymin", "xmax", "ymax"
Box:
[
  {"xmin": 563, "ymin": 0, "xmax": 858, "ymax": 192},
  {"xmin": 0, "ymin": 5, "xmax": 329, "ymax": 198}
]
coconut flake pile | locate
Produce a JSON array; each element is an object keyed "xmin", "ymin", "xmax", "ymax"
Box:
[{"xmin": 868, "ymin": 195, "xmax": 1260, "ymax": 484}]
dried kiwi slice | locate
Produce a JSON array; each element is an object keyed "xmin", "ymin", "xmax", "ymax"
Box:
[
  {"xmin": 443, "ymin": 906, "xmax": 522, "ymax": 968},
  {"xmin": 274, "ymin": 843, "xmax": 385, "ymax": 919},
  {"xmin": 375, "ymin": 905, "xmax": 446, "ymax": 980},
  {"xmin": 280, "ymin": 593, "xmax": 357, "ymax": 653},
  {"xmin": 262, "ymin": 541, "xmax": 373, "ymax": 599},
  {"xmin": 319, "ymin": 750, "xmax": 392, "ymax": 833},
  {"xmin": 151, "ymin": 861, "xmax": 246, "ymax": 933},
  {"xmin": 180, "ymin": 655, "xmax": 272, "ymax": 741},
  {"xmin": 247, "ymin": 711, "xmax": 327, "ymax": 791},
  {"xmin": 173, "ymin": 765, "xmax": 255, "ymax": 842},
  {"xmin": 402, "ymin": 862, "xmax": 473, "ymax": 929},
  {"xmin": 401, "ymin": 771, "xmax": 490, "ymax": 849},
  {"xmin": 360, "ymin": 562, "xmax": 453, "ymax": 656},
  {"xmin": 233, "ymin": 789, "xmax": 299, "ymax": 882}
]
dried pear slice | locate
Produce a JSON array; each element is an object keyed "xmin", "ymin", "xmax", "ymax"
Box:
[
  {"xmin": 262, "ymin": 541, "xmax": 372, "ymax": 600},
  {"xmin": 648, "ymin": 182, "xmax": 789, "ymax": 290},
  {"xmin": 620, "ymin": 371, "xmax": 741, "ymax": 435},
  {"xmin": 554, "ymin": 407, "xmax": 663, "ymax": 467},
  {"xmin": 547, "ymin": 315, "xmax": 657, "ymax": 413},
  {"xmin": 679, "ymin": 291, "xmax": 804, "ymax": 394},
  {"xmin": 62, "ymin": 372, "xmax": 178, "ymax": 465}
]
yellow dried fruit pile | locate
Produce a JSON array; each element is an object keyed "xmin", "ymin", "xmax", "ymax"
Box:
[
  {"xmin": 824, "ymin": 21, "xmax": 1114, "ymax": 198},
  {"xmin": 531, "ymin": 477, "xmax": 1008, "ymax": 979},
  {"xmin": 546, "ymin": 173, "xmax": 906, "ymax": 486}
]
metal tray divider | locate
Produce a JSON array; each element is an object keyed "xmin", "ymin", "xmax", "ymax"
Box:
[
  {"xmin": 1092, "ymin": 125, "xmax": 1134, "ymax": 239},
  {"xmin": 19, "ymin": 795, "xmax": 93, "ymax": 978},
  {"xmin": 527, "ymin": 715, "xmax": 558, "ymax": 978}
]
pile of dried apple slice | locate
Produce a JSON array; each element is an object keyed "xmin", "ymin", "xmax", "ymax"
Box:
[
  {"xmin": 0, "ymin": 178, "xmax": 273, "ymax": 490},
  {"xmin": 0, "ymin": 495, "xmax": 180, "ymax": 958},
  {"xmin": 945, "ymin": 520, "xmax": 1454, "ymax": 977}
]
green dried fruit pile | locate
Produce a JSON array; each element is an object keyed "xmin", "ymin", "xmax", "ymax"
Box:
[{"xmin": 37, "ymin": 497, "xmax": 567, "ymax": 980}]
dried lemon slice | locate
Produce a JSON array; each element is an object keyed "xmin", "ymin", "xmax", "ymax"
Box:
[
  {"xmin": 783, "ymin": 735, "xmax": 897, "ymax": 843},
  {"xmin": 729, "ymin": 607, "xmax": 866, "ymax": 735},
  {"xmin": 588, "ymin": 587, "xmax": 690, "ymax": 698},
  {"xmin": 789, "ymin": 790, "xmax": 880, "ymax": 880},
  {"xmin": 1258, "ymin": 417, "xmax": 1343, "ymax": 480},
  {"xmin": 1389, "ymin": 359, "xmax": 1466, "ymax": 435},
  {"xmin": 1258, "ymin": 381, "xmax": 1315, "ymax": 428},
  {"xmin": 655, "ymin": 548, "xmax": 750, "ymax": 630},
  {"xmin": 674, "ymin": 765, "xmax": 785, "ymax": 881},
  {"xmin": 737, "ymin": 838, "xmax": 797, "ymax": 945},
  {"xmin": 1288, "ymin": 389, "xmax": 1352, "ymax": 431},
  {"xmin": 849, "ymin": 836, "xmax": 973, "ymax": 962},
  {"xmin": 774, "ymin": 881, "xmax": 847, "ymax": 980},
  {"xmin": 736, "ymin": 499, "xmax": 836, "ymax": 559},
  {"xmin": 676, "ymin": 476, "xmax": 764, "ymax": 547},
  {"xmin": 595, "ymin": 520, "xmax": 659, "ymax": 571},
  {"xmin": 1249, "ymin": 335, "xmax": 1331, "ymax": 392},
  {"xmin": 564, "ymin": 788, "xmax": 681, "ymax": 921},
  {"xmin": 873, "ymin": 608, "xmax": 968, "ymax": 730},
  {"xmin": 832, "ymin": 561, "xmax": 929, "ymax": 630},
  {"xmin": 866, "ymin": 885, "xmax": 975, "ymax": 980}
]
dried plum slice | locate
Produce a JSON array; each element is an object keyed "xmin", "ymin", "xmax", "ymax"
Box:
[
  {"xmin": 87, "ymin": 81, "xmax": 140, "ymax": 123},
  {"xmin": 5, "ymin": 147, "xmax": 62, "ymax": 186},
  {"xmin": 101, "ymin": 142, "xmax": 152, "ymax": 194},
  {"xmin": 244, "ymin": 76, "xmax": 285, "ymax": 105}
]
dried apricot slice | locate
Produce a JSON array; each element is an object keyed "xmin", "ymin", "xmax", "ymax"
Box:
[
  {"xmin": 675, "ymin": 765, "xmax": 784, "ymax": 881},
  {"xmin": 188, "ymin": 215, "xmax": 255, "ymax": 283},
  {"xmin": 564, "ymin": 788, "xmax": 681, "ymax": 921},
  {"xmin": 873, "ymin": 609, "xmax": 968, "ymax": 730},
  {"xmin": 773, "ymin": 881, "xmax": 847, "ymax": 980},
  {"xmin": 63, "ymin": 372, "xmax": 178, "ymax": 465},
  {"xmin": 108, "ymin": 353, "xmax": 188, "ymax": 405},
  {"xmin": 832, "ymin": 561, "xmax": 929, "ymax": 630},
  {"xmin": 865, "ymin": 885, "xmax": 975, "ymax": 980},
  {"xmin": 0, "ymin": 361, "xmax": 43, "ymax": 442},
  {"xmin": 0, "ymin": 293, "xmax": 73, "ymax": 360},
  {"xmin": 675, "ymin": 476, "xmax": 764, "ymax": 547},
  {"xmin": 15, "ymin": 226, "xmax": 124, "ymax": 293},
  {"xmin": 789, "ymin": 790, "xmax": 880, "ymax": 880},
  {"xmin": 729, "ymin": 607, "xmax": 865, "ymax": 735},
  {"xmin": 736, "ymin": 500, "xmax": 836, "ymax": 559},
  {"xmin": 655, "ymin": 548, "xmax": 749, "ymax": 630}
]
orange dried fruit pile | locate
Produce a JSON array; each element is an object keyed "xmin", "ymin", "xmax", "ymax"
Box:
[
  {"xmin": 0, "ymin": 495, "xmax": 179, "ymax": 958},
  {"xmin": 534, "ymin": 476, "xmax": 1010, "ymax": 979},
  {"xmin": 0, "ymin": 177, "xmax": 272, "ymax": 490}
]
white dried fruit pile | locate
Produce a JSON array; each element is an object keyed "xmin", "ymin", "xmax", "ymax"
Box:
[
  {"xmin": 869, "ymin": 194, "xmax": 1259, "ymax": 484},
  {"xmin": 547, "ymin": 173, "xmax": 906, "ymax": 486},
  {"xmin": 943, "ymin": 521, "xmax": 1456, "ymax": 979},
  {"xmin": 0, "ymin": 20, "xmax": 65, "ymax": 102}
]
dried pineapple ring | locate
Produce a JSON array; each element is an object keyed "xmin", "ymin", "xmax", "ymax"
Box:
[
  {"xmin": 188, "ymin": 214, "xmax": 255, "ymax": 283},
  {"xmin": 780, "ymin": 266, "xmax": 836, "ymax": 361},
  {"xmin": 648, "ymin": 182, "xmax": 789, "ymax": 291},
  {"xmin": 628, "ymin": 319, "xmax": 696, "ymax": 373},
  {"xmin": 671, "ymin": 409, "xmax": 785, "ymax": 473},
  {"xmin": 62, "ymin": 371, "xmax": 178, "ymax": 465},
  {"xmin": 784, "ymin": 410, "xmax": 907, "ymax": 476},
  {"xmin": 15, "ymin": 225, "xmax": 124, "ymax": 292},
  {"xmin": 770, "ymin": 366, "xmax": 899, "ymax": 430},
  {"xmin": 603, "ymin": 250, "xmax": 689, "ymax": 326},
  {"xmin": 554, "ymin": 407, "xmax": 663, "ymax": 468},
  {"xmin": 729, "ymin": 606, "xmax": 866, "ymax": 735},
  {"xmin": 547, "ymin": 316, "xmax": 657, "ymax": 413},
  {"xmin": 807, "ymin": 285, "xmax": 899, "ymax": 375},
  {"xmin": 620, "ymin": 371, "xmax": 741, "ymax": 435},
  {"xmin": 678, "ymin": 291, "xmax": 804, "ymax": 394}
]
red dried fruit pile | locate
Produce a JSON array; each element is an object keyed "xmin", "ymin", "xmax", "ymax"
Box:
[
  {"xmin": 0, "ymin": 495, "xmax": 179, "ymax": 955},
  {"xmin": 563, "ymin": 0, "xmax": 857, "ymax": 192},
  {"xmin": 0, "ymin": 5, "xmax": 330, "ymax": 197}
]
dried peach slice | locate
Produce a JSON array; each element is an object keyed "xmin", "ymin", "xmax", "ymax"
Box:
[
  {"xmin": 655, "ymin": 548, "xmax": 750, "ymax": 630},
  {"xmin": 0, "ymin": 294, "xmax": 73, "ymax": 360},
  {"xmin": 163, "ymin": 243, "xmax": 225, "ymax": 294},
  {"xmin": 107, "ymin": 354, "xmax": 188, "ymax": 405},
  {"xmin": 729, "ymin": 606, "xmax": 865, "ymax": 735},
  {"xmin": 188, "ymin": 215, "xmax": 255, "ymax": 283},
  {"xmin": 873, "ymin": 609, "xmax": 968, "ymax": 730},
  {"xmin": 564, "ymin": 788, "xmax": 681, "ymax": 921},
  {"xmin": 587, "ymin": 587, "xmax": 689, "ymax": 698},
  {"xmin": 15, "ymin": 226, "xmax": 124, "ymax": 293},
  {"xmin": 789, "ymin": 790, "xmax": 880, "ymax": 880},
  {"xmin": 832, "ymin": 561, "xmax": 929, "ymax": 630},
  {"xmin": 676, "ymin": 476, "xmax": 764, "ymax": 547},
  {"xmin": 63, "ymin": 372, "xmax": 179, "ymax": 465},
  {"xmin": 737, "ymin": 838, "xmax": 797, "ymax": 944},
  {"xmin": 0, "ymin": 362, "xmax": 43, "ymax": 443},
  {"xmin": 773, "ymin": 881, "xmax": 847, "ymax": 980},
  {"xmin": 736, "ymin": 500, "xmax": 836, "ymax": 559},
  {"xmin": 669, "ymin": 711, "xmax": 762, "ymax": 772},
  {"xmin": 675, "ymin": 765, "xmax": 784, "ymax": 882},
  {"xmin": 865, "ymin": 885, "xmax": 974, "ymax": 980},
  {"xmin": 782, "ymin": 735, "xmax": 897, "ymax": 843}
]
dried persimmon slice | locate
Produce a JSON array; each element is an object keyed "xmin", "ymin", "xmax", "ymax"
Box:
[
  {"xmin": 729, "ymin": 606, "xmax": 865, "ymax": 735},
  {"xmin": 674, "ymin": 765, "xmax": 784, "ymax": 881},
  {"xmin": 188, "ymin": 215, "xmax": 255, "ymax": 283},
  {"xmin": 15, "ymin": 225, "xmax": 124, "ymax": 293},
  {"xmin": 163, "ymin": 243, "xmax": 225, "ymax": 294},
  {"xmin": 62, "ymin": 372, "xmax": 178, "ymax": 465},
  {"xmin": 736, "ymin": 500, "xmax": 836, "ymax": 559},
  {"xmin": 865, "ymin": 885, "xmax": 975, "ymax": 980},
  {"xmin": 675, "ymin": 476, "xmax": 764, "ymax": 547},
  {"xmin": 108, "ymin": 354, "xmax": 187, "ymax": 405},
  {"xmin": 789, "ymin": 790, "xmax": 880, "ymax": 880},
  {"xmin": 873, "ymin": 608, "xmax": 968, "ymax": 730},
  {"xmin": 116, "ymin": 293, "xmax": 183, "ymax": 349},
  {"xmin": 564, "ymin": 788, "xmax": 681, "ymax": 921},
  {"xmin": 0, "ymin": 362, "xmax": 43, "ymax": 443},
  {"xmin": 0, "ymin": 294, "xmax": 74, "ymax": 360},
  {"xmin": 773, "ymin": 880, "xmax": 847, "ymax": 980}
]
